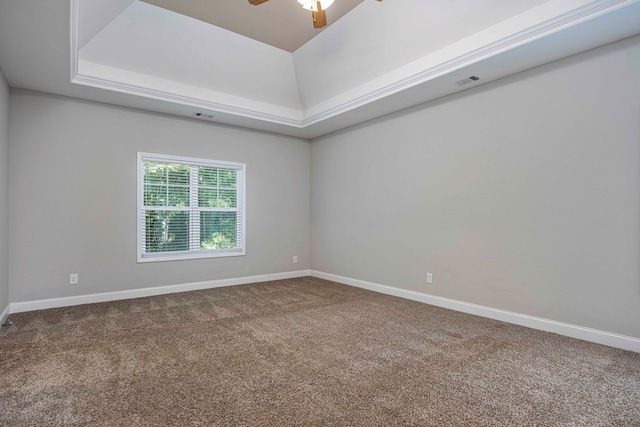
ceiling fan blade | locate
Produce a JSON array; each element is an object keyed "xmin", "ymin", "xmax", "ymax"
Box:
[
  {"xmin": 312, "ymin": 2, "xmax": 327, "ymax": 28},
  {"xmin": 248, "ymin": 0, "xmax": 269, "ymax": 5}
]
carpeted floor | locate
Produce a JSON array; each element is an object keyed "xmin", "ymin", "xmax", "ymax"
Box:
[{"xmin": 0, "ymin": 277, "xmax": 638, "ymax": 426}]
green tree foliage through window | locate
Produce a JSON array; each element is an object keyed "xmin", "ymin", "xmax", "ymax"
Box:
[
  {"xmin": 198, "ymin": 166, "xmax": 238, "ymax": 250},
  {"xmin": 143, "ymin": 162, "xmax": 190, "ymax": 253}
]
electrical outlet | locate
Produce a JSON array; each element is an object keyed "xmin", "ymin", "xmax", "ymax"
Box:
[
  {"xmin": 293, "ymin": 256, "xmax": 298, "ymax": 264},
  {"xmin": 70, "ymin": 274, "xmax": 79, "ymax": 285},
  {"xmin": 426, "ymin": 273, "xmax": 433, "ymax": 284}
]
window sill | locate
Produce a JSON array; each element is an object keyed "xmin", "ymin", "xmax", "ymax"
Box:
[{"xmin": 137, "ymin": 249, "xmax": 246, "ymax": 263}]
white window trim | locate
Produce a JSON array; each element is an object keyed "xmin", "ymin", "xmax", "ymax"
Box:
[{"xmin": 137, "ymin": 152, "xmax": 246, "ymax": 263}]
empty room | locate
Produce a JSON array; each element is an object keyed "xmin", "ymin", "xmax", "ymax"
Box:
[{"xmin": 1, "ymin": 0, "xmax": 639, "ymax": 425}]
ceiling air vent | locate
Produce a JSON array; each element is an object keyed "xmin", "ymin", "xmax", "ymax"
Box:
[
  {"xmin": 192, "ymin": 112, "xmax": 215, "ymax": 120},
  {"xmin": 455, "ymin": 76, "xmax": 480, "ymax": 86}
]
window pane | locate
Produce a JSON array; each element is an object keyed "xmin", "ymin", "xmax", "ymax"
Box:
[
  {"xmin": 198, "ymin": 166, "xmax": 218, "ymax": 187},
  {"xmin": 219, "ymin": 169, "xmax": 237, "ymax": 188},
  {"xmin": 198, "ymin": 188, "xmax": 218, "ymax": 208},
  {"xmin": 144, "ymin": 210, "xmax": 189, "ymax": 253},
  {"xmin": 168, "ymin": 164, "xmax": 190, "ymax": 185},
  {"xmin": 198, "ymin": 167, "xmax": 237, "ymax": 208},
  {"xmin": 168, "ymin": 185, "xmax": 189, "ymax": 206},
  {"xmin": 218, "ymin": 189, "xmax": 237, "ymax": 208},
  {"xmin": 144, "ymin": 184, "xmax": 166, "ymax": 207},
  {"xmin": 200, "ymin": 212, "xmax": 237, "ymax": 250},
  {"xmin": 144, "ymin": 162, "xmax": 167, "ymax": 183}
]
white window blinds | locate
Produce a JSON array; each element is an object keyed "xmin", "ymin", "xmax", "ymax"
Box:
[{"xmin": 137, "ymin": 153, "xmax": 245, "ymax": 262}]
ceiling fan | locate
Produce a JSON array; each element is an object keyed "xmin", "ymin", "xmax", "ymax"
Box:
[{"xmin": 249, "ymin": 0, "xmax": 383, "ymax": 29}]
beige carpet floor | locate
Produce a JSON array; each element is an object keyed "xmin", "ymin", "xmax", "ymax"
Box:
[{"xmin": 0, "ymin": 277, "xmax": 638, "ymax": 426}]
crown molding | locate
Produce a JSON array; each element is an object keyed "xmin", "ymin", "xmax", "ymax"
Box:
[{"xmin": 71, "ymin": 73, "xmax": 303, "ymax": 127}]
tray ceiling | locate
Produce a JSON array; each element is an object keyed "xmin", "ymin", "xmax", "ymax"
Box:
[{"xmin": 1, "ymin": 0, "xmax": 639, "ymax": 139}]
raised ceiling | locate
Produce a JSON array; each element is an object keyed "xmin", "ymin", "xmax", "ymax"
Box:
[
  {"xmin": 1, "ymin": 0, "xmax": 639, "ymax": 139},
  {"xmin": 141, "ymin": 0, "xmax": 365, "ymax": 52}
]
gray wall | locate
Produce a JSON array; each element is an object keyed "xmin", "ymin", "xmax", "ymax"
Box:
[
  {"xmin": 0, "ymin": 69, "xmax": 8, "ymax": 314},
  {"xmin": 311, "ymin": 35, "xmax": 640, "ymax": 338},
  {"xmin": 8, "ymin": 91, "xmax": 310, "ymax": 302}
]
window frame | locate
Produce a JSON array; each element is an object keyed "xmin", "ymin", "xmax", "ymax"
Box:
[{"xmin": 137, "ymin": 152, "xmax": 246, "ymax": 263}]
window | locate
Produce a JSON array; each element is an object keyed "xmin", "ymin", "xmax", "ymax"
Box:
[{"xmin": 137, "ymin": 153, "xmax": 245, "ymax": 262}]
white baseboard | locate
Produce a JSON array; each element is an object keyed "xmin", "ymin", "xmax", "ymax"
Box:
[
  {"xmin": 310, "ymin": 270, "xmax": 640, "ymax": 353},
  {"xmin": 10, "ymin": 270, "xmax": 311, "ymax": 314},
  {"xmin": 0, "ymin": 304, "xmax": 9, "ymax": 326},
  {"xmin": 8, "ymin": 269, "xmax": 639, "ymax": 353}
]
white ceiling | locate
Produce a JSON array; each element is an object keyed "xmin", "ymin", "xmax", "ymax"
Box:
[
  {"xmin": 141, "ymin": 0, "xmax": 366, "ymax": 52},
  {"xmin": 1, "ymin": 0, "xmax": 639, "ymax": 139}
]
